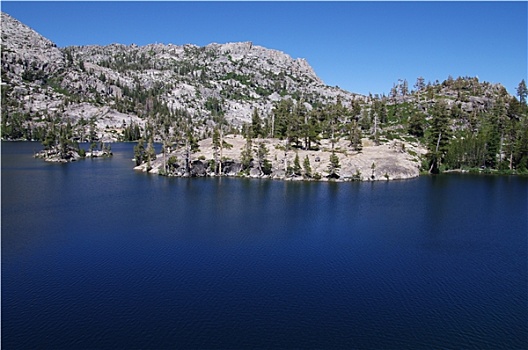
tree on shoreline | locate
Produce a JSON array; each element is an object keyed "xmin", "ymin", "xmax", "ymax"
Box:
[
  {"xmin": 303, "ymin": 155, "xmax": 312, "ymax": 178},
  {"xmin": 328, "ymin": 151, "xmax": 340, "ymax": 178}
]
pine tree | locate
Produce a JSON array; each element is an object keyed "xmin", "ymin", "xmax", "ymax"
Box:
[
  {"xmin": 212, "ymin": 127, "xmax": 221, "ymax": 175},
  {"xmin": 293, "ymin": 152, "xmax": 302, "ymax": 176},
  {"xmin": 348, "ymin": 120, "xmax": 362, "ymax": 151},
  {"xmin": 241, "ymin": 125, "xmax": 253, "ymax": 171},
  {"xmin": 414, "ymin": 76, "xmax": 425, "ymax": 92},
  {"xmin": 251, "ymin": 108, "xmax": 262, "ymax": 139},
  {"xmin": 255, "ymin": 141, "xmax": 269, "ymax": 175},
  {"xmin": 514, "ymin": 116, "xmax": 528, "ymax": 171},
  {"xmin": 401, "ymin": 79, "xmax": 409, "ymax": 96},
  {"xmin": 408, "ymin": 110, "xmax": 425, "ymax": 138},
  {"xmin": 146, "ymin": 137, "xmax": 157, "ymax": 161},
  {"xmin": 427, "ymin": 100, "xmax": 451, "ymax": 173},
  {"xmin": 272, "ymin": 98, "xmax": 293, "ymax": 139},
  {"xmin": 327, "ymin": 151, "xmax": 341, "ymax": 178},
  {"xmin": 482, "ymin": 97, "xmax": 506, "ymax": 168},
  {"xmin": 134, "ymin": 139, "xmax": 145, "ymax": 166},
  {"xmin": 303, "ymin": 155, "xmax": 312, "ymax": 178},
  {"xmin": 303, "ymin": 110, "xmax": 321, "ymax": 150},
  {"xmin": 517, "ymin": 79, "xmax": 528, "ymax": 105}
]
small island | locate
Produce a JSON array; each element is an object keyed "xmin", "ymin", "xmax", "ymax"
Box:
[{"xmin": 34, "ymin": 127, "xmax": 112, "ymax": 163}]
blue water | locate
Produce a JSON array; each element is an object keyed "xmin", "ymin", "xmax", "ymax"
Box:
[{"xmin": 2, "ymin": 142, "xmax": 527, "ymax": 349}]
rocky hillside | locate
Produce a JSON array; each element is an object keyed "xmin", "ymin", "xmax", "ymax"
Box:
[
  {"xmin": 1, "ymin": 11, "xmax": 360, "ymax": 143},
  {"xmin": 2, "ymin": 11, "xmax": 527, "ymax": 178}
]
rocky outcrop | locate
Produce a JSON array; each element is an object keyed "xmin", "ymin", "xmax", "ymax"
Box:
[
  {"xmin": 1, "ymin": 11, "xmax": 363, "ymax": 142},
  {"xmin": 1, "ymin": 13, "xmax": 64, "ymax": 78},
  {"xmin": 135, "ymin": 135, "xmax": 427, "ymax": 181},
  {"xmin": 85, "ymin": 149, "xmax": 112, "ymax": 158},
  {"xmin": 34, "ymin": 146, "xmax": 81, "ymax": 163},
  {"xmin": 34, "ymin": 144, "xmax": 112, "ymax": 163}
]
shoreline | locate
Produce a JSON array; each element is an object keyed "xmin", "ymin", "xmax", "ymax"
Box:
[
  {"xmin": 134, "ymin": 135, "xmax": 426, "ymax": 182},
  {"xmin": 12, "ymin": 139, "xmax": 526, "ymax": 179}
]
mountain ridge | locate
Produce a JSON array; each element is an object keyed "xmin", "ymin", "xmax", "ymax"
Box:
[
  {"xmin": 2, "ymin": 11, "xmax": 527, "ymax": 179},
  {"xmin": 1, "ymin": 11, "xmax": 361, "ymax": 143}
]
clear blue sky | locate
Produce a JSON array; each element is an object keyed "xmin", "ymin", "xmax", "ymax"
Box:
[{"xmin": 2, "ymin": 1, "xmax": 527, "ymax": 97}]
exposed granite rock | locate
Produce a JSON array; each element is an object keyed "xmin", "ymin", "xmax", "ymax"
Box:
[
  {"xmin": 86, "ymin": 150, "xmax": 112, "ymax": 158},
  {"xmin": 135, "ymin": 135, "xmax": 426, "ymax": 181},
  {"xmin": 1, "ymin": 12, "xmax": 364, "ymax": 142},
  {"xmin": 34, "ymin": 147, "xmax": 81, "ymax": 163},
  {"xmin": 222, "ymin": 160, "xmax": 243, "ymax": 176},
  {"xmin": 190, "ymin": 160, "xmax": 207, "ymax": 177}
]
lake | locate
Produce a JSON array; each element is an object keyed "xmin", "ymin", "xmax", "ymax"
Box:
[{"xmin": 2, "ymin": 142, "xmax": 527, "ymax": 349}]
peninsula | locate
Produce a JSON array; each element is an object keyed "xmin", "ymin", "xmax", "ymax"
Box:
[{"xmin": 2, "ymin": 12, "xmax": 527, "ymax": 178}]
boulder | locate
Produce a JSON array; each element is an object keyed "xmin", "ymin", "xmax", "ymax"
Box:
[
  {"xmin": 190, "ymin": 160, "xmax": 207, "ymax": 177},
  {"xmin": 222, "ymin": 160, "xmax": 242, "ymax": 176},
  {"xmin": 249, "ymin": 168, "xmax": 261, "ymax": 178}
]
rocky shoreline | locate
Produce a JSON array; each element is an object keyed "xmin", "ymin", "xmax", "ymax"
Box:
[
  {"xmin": 34, "ymin": 145, "xmax": 112, "ymax": 163},
  {"xmin": 34, "ymin": 147, "xmax": 82, "ymax": 163},
  {"xmin": 134, "ymin": 135, "xmax": 427, "ymax": 182}
]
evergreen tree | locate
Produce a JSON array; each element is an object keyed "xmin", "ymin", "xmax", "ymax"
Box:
[
  {"xmin": 390, "ymin": 84, "xmax": 398, "ymax": 100},
  {"xmin": 401, "ymin": 79, "xmax": 409, "ymax": 96},
  {"xmin": 359, "ymin": 108, "xmax": 372, "ymax": 131},
  {"xmin": 88, "ymin": 117, "xmax": 97, "ymax": 142},
  {"xmin": 303, "ymin": 110, "xmax": 321, "ymax": 150},
  {"xmin": 327, "ymin": 151, "xmax": 341, "ymax": 178},
  {"xmin": 240, "ymin": 125, "xmax": 253, "ymax": 171},
  {"xmin": 293, "ymin": 152, "xmax": 302, "ymax": 176},
  {"xmin": 134, "ymin": 139, "xmax": 146, "ymax": 166},
  {"xmin": 414, "ymin": 76, "xmax": 425, "ymax": 93},
  {"xmin": 146, "ymin": 137, "xmax": 157, "ymax": 161},
  {"xmin": 255, "ymin": 141, "xmax": 270, "ymax": 175},
  {"xmin": 272, "ymin": 98, "xmax": 294, "ymax": 139},
  {"xmin": 517, "ymin": 79, "xmax": 528, "ymax": 105},
  {"xmin": 348, "ymin": 120, "xmax": 362, "ymax": 151},
  {"xmin": 251, "ymin": 108, "xmax": 262, "ymax": 139},
  {"xmin": 303, "ymin": 155, "xmax": 312, "ymax": 178},
  {"xmin": 427, "ymin": 100, "xmax": 451, "ymax": 173},
  {"xmin": 212, "ymin": 127, "xmax": 221, "ymax": 175},
  {"xmin": 289, "ymin": 100, "xmax": 307, "ymax": 148},
  {"xmin": 331, "ymin": 96, "xmax": 348, "ymax": 143},
  {"xmin": 482, "ymin": 97, "xmax": 506, "ymax": 168},
  {"xmin": 408, "ymin": 110, "xmax": 425, "ymax": 138},
  {"xmin": 514, "ymin": 116, "xmax": 528, "ymax": 171}
]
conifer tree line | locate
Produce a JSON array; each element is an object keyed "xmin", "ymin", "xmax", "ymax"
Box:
[
  {"xmin": 229, "ymin": 77, "xmax": 528, "ymax": 174},
  {"xmin": 142, "ymin": 76, "xmax": 528, "ymax": 175},
  {"xmin": 3, "ymin": 73, "xmax": 527, "ymax": 174}
]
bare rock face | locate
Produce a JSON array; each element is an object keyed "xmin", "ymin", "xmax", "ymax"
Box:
[
  {"xmin": 1, "ymin": 12, "xmax": 65, "ymax": 79},
  {"xmin": 190, "ymin": 160, "xmax": 207, "ymax": 177},
  {"xmin": 222, "ymin": 160, "xmax": 243, "ymax": 176},
  {"xmin": 1, "ymin": 11, "xmax": 363, "ymax": 142}
]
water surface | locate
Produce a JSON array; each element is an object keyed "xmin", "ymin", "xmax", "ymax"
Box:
[{"xmin": 2, "ymin": 142, "xmax": 527, "ymax": 349}]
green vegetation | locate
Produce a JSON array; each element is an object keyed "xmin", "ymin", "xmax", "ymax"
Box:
[
  {"xmin": 2, "ymin": 32, "xmax": 527, "ymax": 177},
  {"xmin": 328, "ymin": 151, "xmax": 341, "ymax": 178},
  {"xmin": 303, "ymin": 155, "xmax": 312, "ymax": 178}
]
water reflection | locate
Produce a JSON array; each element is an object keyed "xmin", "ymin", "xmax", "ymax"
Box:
[{"xmin": 2, "ymin": 142, "xmax": 527, "ymax": 349}]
